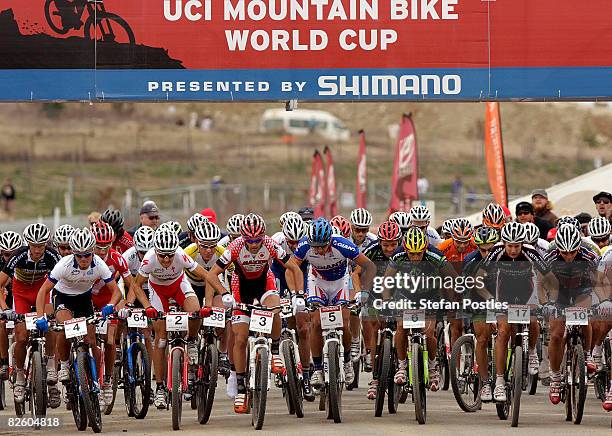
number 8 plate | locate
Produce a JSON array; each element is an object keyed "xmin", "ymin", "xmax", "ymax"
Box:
[
  {"xmin": 249, "ymin": 310, "xmax": 273, "ymax": 334},
  {"xmin": 166, "ymin": 312, "xmax": 189, "ymax": 332}
]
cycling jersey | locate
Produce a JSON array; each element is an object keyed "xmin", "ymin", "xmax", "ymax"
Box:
[
  {"xmin": 388, "ymin": 250, "xmax": 448, "ymax": 297},
  {"xmin": 363, "ymin": 241, "xmax": 402, "ymax": 276},
  {"xmin": 122, "ymin": 247, "xmax": 149, "ymax": 295},
  {"xmin": 425, "ymin": 227, "xmax": 443, "ymax": 248},
  {"xmin": 438, "ymin": 238, "xmax": 477, "ymax": 272},
  {"xmin": 217, "ymin": 236, "xmax": 289, "ymax": 280},
  {"xmin": 178, "ymin": 231, "xmax": 192, "ymax": 249},
  {"xmin": 529, "ymin": 239, "xmax": 550, "ymax": 257},
  {"xmin": 598, "ymin": 248, "xmax": 612, "ymax": 276},
  {"xmin": 0, "ymin": 257, "xmax": 12, "ymax": 309},
  {"xmin": 3, "ymin": 246, "xmax": 60, "ymax": 290},
  {"xmin": 544, "ymin": 247, "xmax": 599, "ymax": 305},
  {"xmin": 352, "ymin": 232, "xmax": 378, "ymax": 251},
  {"xmin": 48, "ymin": 255, "xmax": 113, "ymax": 296},
  {"xmin": 92, "ymin": 249, "xmax": 130, "ymax": 309},
  {"xmin": 111, "ymin": 230, "xmax": 134, "ymax": 254},
  {"xmin": 270, "ymin": 232, "xmax": 308, "ymax": 295},
  {"xmin": 218, "ymin": 235, "xmax": 232, "ymax": 249},
  {"xmin": 462, "ymin": 250, "xmax": 495, "ymax": 303},
  {"xmin": 294, "ymin": 236, "xmax": 359, "ymax": 281},
  {"xmin": 184, "ymin": 243, "xmax": 227, "ymax": 286}
]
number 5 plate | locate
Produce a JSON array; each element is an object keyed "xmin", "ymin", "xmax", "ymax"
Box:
[
  {"xmin": 128, "ymin": 310, "xmax": 147, "ymax": 328},
  {"xmin": 166, "ymin": 312, "xmax": 189, "ymax": 332},
  {"xmin": 25, "ymin": 312, "xmax": 38, "ymax": 331},
  {"xmin": 249, "ymin": 310, "xmax": 273, "ymax": 334},
  {"xmin": 508, "ymin": 305, "xmax": 530, "ymax": 324},
  {"xmin": 203, "ymin": 307, "xmax": 226, "ymax": 328},
  {"xmin": 565, "ymin": 307, "xmax": 588, "ymax": 326},
  {"xmin": 320, "ymin": 305, "xmax": 343, "ymax": 329},
  {"xmin": 65, "ymin": 317, "xmax": 87, "ymax": 339},
  {"xmin": 403, "ymin": 310, "xmax": 425, "ymax": 329}
]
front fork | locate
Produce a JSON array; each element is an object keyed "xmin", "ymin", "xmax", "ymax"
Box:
[
  {"xmin": 323, "ymin": 330, "xmax": 344, "ymax": 384},
  {"xmin": 166, "ymin": 346, "xmax": 189, "ymax": 391},
  {"xmin": 248, "ymin": 336, "xmax": 272, "ymax": 391}
]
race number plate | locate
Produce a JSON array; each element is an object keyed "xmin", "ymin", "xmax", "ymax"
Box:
[
  {"xmin": 249, "ymin": 310, "xmax": 274, "ymax": 334},
  {"xmin": 127, "ymin": 310, "xmax": 147, "ymax": 328},
  {"xmin": 64, "ymin": 317, "xmax": 87, "ymax": 339},
  {"xmin": 403, "ymin": 310, "xmax": 426, "ymax": 329},
  {"xmin": 280, "ymin": 299, "xmax": 293, "ymax": 319},
  {"xmin": 96, "ymin": 318, "xmax": 108, "ymax": 335},
  {"xmin": 166, "ymin": 312, "xmax": 189, "ymax": 332},
  {"xmin": 565, "ymin": 307, "xmax": 588, "ymax": 326},
  {"xmin": 6, "ymin": 320, "xmax": 14, "ymax": 329},
  {"xmin": 24, "ymin": 312, "xmax": 38, "ymax": 331},
  {"xmin": 508, "ymin": 305, "xmax": 530, "ymax": 324},
  {"xmin": 486, "ymin": 310, "xmax": 497, "ymax": 324},
  {"xmin": 203, "ymin": 307, "xmax": 226, "ymax": 328},
  {"xmin": 320, "ymin": 305, "xmax": 343, "ymax": 330}
]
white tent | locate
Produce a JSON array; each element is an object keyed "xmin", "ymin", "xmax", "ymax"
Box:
[{"xmin": 468, "ymin": 163, "xmax": 612, "ymax": 225}]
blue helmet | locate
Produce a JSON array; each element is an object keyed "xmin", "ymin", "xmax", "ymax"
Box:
[{"xmin": 307, "ymin": 218, "xmax": 333, "ymax": 247}]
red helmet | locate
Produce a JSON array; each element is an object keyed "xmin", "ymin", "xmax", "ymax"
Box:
[
  {"xmin": 377, "ymin": 221, "xmax": 401, "ymax": 241},
  {"xmin": 546, "ymin": 227, "xmax": 557, "ymax": 242},
  {"xmin": 91, "ymin": 221, "xmax": 115, "ymax": 245},
  {"xmin": 330, "ymin": 215, "xmax": 352, "ymax": 238},
  {"xmin": 240, "ymin": 213, "xmax": 266, "ymax": 239}
]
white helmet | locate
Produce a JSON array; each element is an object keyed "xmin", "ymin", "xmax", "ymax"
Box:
[
  {"xmin": 23, "ymin": 223, "xmax": 51, "ymax": 245},
  {"xmin": 186, "ymin": 213, "xmax": 208, "ymax": 233},
  {"xmin": 282, "ymin": 216, "xmax": 306, "ymax": 242},
  {"xmin": 70, "ymin": 228, "xmax": 96, "ymax": 253},
  {"xmin": 500, "ymin": 222, "xmax": 526, "ymax": 244},
  {"xmin": 441, "ymin": 219, "xmax": 455, "ymax": 239},
  {"xmin": 555, "ymin": 224, "xmax": 581, "ymax": 252},
  {"xmin": 226, "ymin": 214, "xmax": 244, "ymax": 237},
  {"xmin": 522, "ymin": 222, "xmax": 540, "ymax": 245},
  {"xmin": 53, "ymin": 224, "xmax": 75, "ymax": 246},
  {"xmin": 389, "ymin": 211, "xmax": 411, "ymax": 231},
  {"xmin": 194, "ymin": 221, "xmax": 221, "ymax": 243},
  {"xmin": 154, "ymin": 229, "xmax": 179, "ymax": 254},
  {"xmin": 279, "ymin": 211, "xmax": 301, "ymax": 228},
  {"xmin": 0, "ymin": 231, "xmax": 23, "ymax": 252},
  {"xmin": 350, "ymin": 208, "xmax": 372, "ymax": 227},
  {"xmin": 133, "ymin": 226, "xmax": 155, "ymax": 252},
  {"xmin": 409, "ymin": 205, "xmax": 431, "ymax": 223},
  {"xmin": 588, "ymin": 216, "xmax": 611, "ymax": 239},
  {"xmin": 159, "ymin": 221, "xmax": 182, "ymax": 235}
]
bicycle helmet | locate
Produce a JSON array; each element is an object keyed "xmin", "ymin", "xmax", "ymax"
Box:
[
  {"xmin": 349, "ymin": 208, "xmax": 372, "ymax": 228},
  {"xmin": 473, "ymin": 226, "xmax": 500, "ymax": 246},
  {"xmin": 330, "ymin": 215, "xmax": 352, "ymax": 238},
  {"xmin": 194, "ymin": 221, "xmax": 221, "ymax": 243},
  {"xmin": 226, "ymin": 214, "xmax": 244, "ymax": 237},
  {"xmin": 389, "ymin": 211, "xmax": 411, "ymax": 231},
  {"xmin": 307, "ymin": 218, "xmax": 333, "ymax": 247},
  {"xmin": 53, "ymin": 224, "xmax": 75, "ymax": 246},
  {"xmin": 441, "ymin": 219, "xmax": 455, "ymax": 239},
  {"xmin": 403, "ymin": 227, "xmax": 428, "ymax": 253},
  {"xmin": 588, "ymin": 216, "xmax": 611, "ymax": 238},
  {"xmin": 556, "ymin": 215, "xmax": 580, "ymax": 231},
  {"xmin": 377, "ymin": 221, "xmax": 401, "ymax": 242},
  {"xmin": 70, "ymin": 228, "xmax": 96, "ymax": 253},
  {"xmin": 523, "ymin": 222, "xmax": 540, "ymax": 245},
  {"xmin": 451, "ymin": 218, "xmax": 474, "ymax": 242},
  {"xmin": 159, "ymin": 220, "xmax": 183, "ymax": 235},
  {"xmin": 279, "ymin": 211, "xmax": 301, "ymax": 228},
  {"xmin": 154, "ymin": 229, "xmax": 179, "ymax": 254},
  {"xmin": 240, "ymin": 213, "xmax": 266, "ymax": 239},
  {"xmin": 187, "ymin": 213, "xmax": 208, "ymax": 233},
  {"xmin": 482, "ymin": 203, "xmax": 505, "ymax": 229},
  {"xmin": 555, "ymin": 224, "xmax": 581, "ymax": 252},
  {"xmin": 500, "ymin": 221, "xmax": 526, "ymax": 244},
  {"xmin": 0, "ymin": 231, "xmax": 23, "ymax": 252},
  {"xmin": 282, "ymin": 215, "xmax": 306, "ymax": 242},
  {"xmin": 133, "ymin": 226, "xmax": 155, "ymax": 252},
  {"xmin": 331, "ymin": 226, "xmax": 342, "ymax": 236},
  {"xmin": 409, "ymin": 205, "xmax": 431, "ymax": 223},
  {"xmin": 100, "ymin": 208, "xmax": 124, "ymax": 233},
  {"xmin": 298, "ymin": 207, "xmax": 314, "ymax": 222},
  {"xmin": 23, "ymin": 223, "xmax": 50, "ymax": 245},
  {"xmin": 90, "ymin": 221, "xmax": 115, "ymax": 245}
]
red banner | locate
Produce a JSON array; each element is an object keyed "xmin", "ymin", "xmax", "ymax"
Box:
[
  {"xmin": 356, "ymin": 130, "xmax": 367, "ymax": 209},
  {"xmin": 388, "ymin": 114, "xmax": 419, "ymax": 214},
  {"xmin": 484, "ymin": 103, "xmax": 508, "ymax": 207},
  {"xmin": 309, "ymin": 150, "xmax": 326, "ymax": 218},
  {"xmin": 324, "ymin": 146, "xmax": 338, "ymax": 217}
]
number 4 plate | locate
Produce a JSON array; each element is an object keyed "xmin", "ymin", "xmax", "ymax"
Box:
[
  {"xmin": 203, "ymin": 307, "xmax": 226, "ymax": 328},
  {"xmin": 128, "ymin": 310, "xmax": 147, "ymax": 328},
  {"xmin": 25, "ymin": 312, "xmax": 38, "ymax": 331},
  {"xmin": 403, "ymin": 310, "xmax": 425, "ymax": 329},
  {"xmin": 166, "ymin": 312, "xmax": 189, "ymax": 332},
  {"xmin": 508, "ymin": 305, "xmax": 530, "ymax": 324},
  {"xmin": 249, "ymin": 310, "xmax": 273, "ymax": 334},
  {"xmin": 65, "ymin": 317, "xmax": 87, "ymax": 339},
  {"xmin": 320, "ymin": 306, "xmax": 343, "ymax": 329},
  {"xmin": 565, "ymin": 307, "xmax": 588, "ymax": 326}
]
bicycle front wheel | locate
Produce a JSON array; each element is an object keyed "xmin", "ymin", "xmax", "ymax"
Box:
[
  {"xmin": 131, "ymin": 342, "xmax": 151, "ymax": 420},
  {"xmin": 281, "ymin": 340, "xmax": 304, "ymax": 418},
  {"xmin": 198, "ymin": 343, "xmax": 218, "ymax": 424},
  {"xmin": 171, "ymin": 349, "xmax": 183, "ymax": 430},
  {"xmin": 31, "ymin": 350, "xmax": 46, "ymax": 423},
  {"xmin": 76, "ymin": 351, "xmax": 102, "ymax": 433},
  {"xmin": 570, "ymin": 344, "xmax": 586, "ymax": 424},
  {"xmin": 375, "ymin": 336, "xmax": 391, "ymax": 417},
  {"xmin": 252, "ymin": 346, "xmax": 269, "ymax": 430},
  {"xmin": 412, "ymin": 342, "xmax": 426, "ymax": 425},
  {"xmin": 84, "ymin": 12, "xmax": 136, "ymax": 44},
  {"xmin": 450, "ymin": 335, "xmax": 481, "ymax": 413},
  {"xmin": 327, "ymin": 341, "xmax": 342, "ymax": 423},
  {"xmin": 511, "ymin": 346, "xmax": 523, "ymax": 427}
]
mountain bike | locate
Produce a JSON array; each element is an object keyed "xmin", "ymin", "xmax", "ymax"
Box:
[
  {"xmin": 194, "ymin": 307, "xmax": 223, "ymax": 424},
  {"xmin": 594, "ymin": 331, "xmax": 611, "ymax": 404},
  {"xmin": 373, "ymin": 314, "xmax": 398, "ymax": 417},
  {"xmin": 277, "ymin": 299, "xmax": 304, "ymax": 418}
]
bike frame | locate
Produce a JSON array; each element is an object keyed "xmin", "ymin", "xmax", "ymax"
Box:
[
  {"xmin": 406, "ymin": 330, "xmax": 429, "ymax": 387},
  {"xmin": 166, "ymin": 333, "xmax": 188, "ymax": 392},
  {"xmin": 322, "ymin": 328, "xmax": 345, "ymax": 384}
]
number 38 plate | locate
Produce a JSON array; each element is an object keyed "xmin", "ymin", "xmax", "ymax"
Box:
[
  {"xmin": 249, "ymin": 310, "xmax": 274, "ymax": 334},
  {"xmin": 166, "ymin": 312, "xmax": 189, "ymax": 332},
  {"xmin": 203, "ymin": 307, "xmax": 226, "ymax": 328}
]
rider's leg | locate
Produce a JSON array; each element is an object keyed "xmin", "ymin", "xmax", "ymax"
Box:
[
  {"xmin": 44, "ymin": 302, "xmax": 57, "ymax": 379},
  {"xmin": 151, "ymin": 320, "xmax": 167, "ymax": 383},
  {"xmin": 474, "ymin": 322, "xmax": 491, "ymax": 381},
  {"xmin": 295, "ymin": 312, "xmax": 311, "ymax": 369}
]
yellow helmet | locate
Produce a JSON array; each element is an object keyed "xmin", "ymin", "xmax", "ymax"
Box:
[{"xmin": 403, "ymin": 227, "xmax": 428, "ymax": 253}]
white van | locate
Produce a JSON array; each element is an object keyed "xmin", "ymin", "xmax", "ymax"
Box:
[{"xmin": 260, "ymin": 108, "xmax": 350, "ymax": 141}]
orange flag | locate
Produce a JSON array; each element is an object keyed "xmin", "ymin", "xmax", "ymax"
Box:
[{"xmin": 484, "ymin": 102, "xmax": 508, "ymax": 207}]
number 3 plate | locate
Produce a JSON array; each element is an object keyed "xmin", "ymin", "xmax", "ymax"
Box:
[
  {"xmin": 320, "ymin": 305, "xmax": 343, "ymax": 329},
  {"xmin": 249, "ymin": 309, "xmax": 273, "ymax": 334},
  {"xmin": 65, "ymin": 317, "xmax": 87, "ymax": 339},
  {"xmin": 565, "ymin": 307, "xmax": 588, "ymax": 326},
  {"xmin": 166, "ymin": 312, "xmax": 189, "ymax": 332}
]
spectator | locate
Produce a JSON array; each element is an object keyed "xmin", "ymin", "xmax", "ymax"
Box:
[
  {"xmin": 531, "ymin": 189, "xmax": 558, "ymax": 225},
  {"xmin": 574, "ymin": 212, "xmax": 592, "ymax": 237},
  {"xmin": 1, "ymin": 178, "xmax": 15, "ymax": 220},
  {"xmin": 417, "ymin": 177, "xmax": 429, "ymax": 196},
  {"xmin": 128, "ymin": 201, "xmax": 160, "ymax": 236},
  {"xmin": 298, "ymin": 207, "xmax": 314, "ymax": 223},
  {"xmin": 593, "ymin": 191, "xmax": 611, "ymax": 221},
  {"xmin": 451, "ymin": 175, "xmax": 463, "ymax": 214},
  {"xmin": 87, "ymin": 211, "xmax": 101, "ymax": 225},
  {"xmin": 515, "ymin": 201, "xmax": 553, "ymax": 240}
]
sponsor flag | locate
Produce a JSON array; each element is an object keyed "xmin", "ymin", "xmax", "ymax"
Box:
[
  {"xmin": 356, "ymin": 130, "xmax": 367, "ymax": 209},
  {"xmin": 309, "ymin": 150, "xmax": 326, "ymax": 218},
  {"xmin": 388, "ymin": 113, "xmax": 419, "ymax": 214},
  {"xmin": 324, "ymin": 146, "xmax": 338, "ymax": 217},
  {"xmin": 484, "ymin": 102, "xmax": 508, "ymax": 207}
]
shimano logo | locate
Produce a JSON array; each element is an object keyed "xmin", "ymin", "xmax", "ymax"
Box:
[{"xmin": 318, "ymin": 74, "xmax": 461, "ymax": 97}]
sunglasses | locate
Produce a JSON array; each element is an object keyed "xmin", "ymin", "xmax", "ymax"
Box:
[
  {"xmin": 57, "ymin": 245, "xmax": 71, "ymax": 251},
  {"xmin": 245, "ymin": 238, "xmax": 263, "ymax": 244},
  {"xmin": 95, "ymin": 244, "xmax": 111, "ymax": 250},
  {"xmin": 517, "ymin": 211, "xmax": 532, "ymax": 216},
  {"xmin": 147, "ymin": 215, "xmax": 160, "ymax": 220},
  {"xmin": 74, "ymin": 252, "xmax": 93, "ymax": 259},
  {"xmin": 156, "ymin": 252, "xmax": 175, "ymax": 259},
  {"xmin": 595, "ymin": 199, "xmax": 611, "ymax": 204},
  {"xmin": 198, "ymin": 243, "xmax": 217, "ymax": 250},
  {"xmin": 559, "ymin": 250, "xmax": 579, "ymax": 256}
]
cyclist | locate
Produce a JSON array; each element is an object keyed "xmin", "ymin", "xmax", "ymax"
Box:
[
  {"xmin": 219, "ymin": 213, "xmax": 244, "ymax": 248},
  {"xmin": 0, "ymin": 231, "xmax": 23, "ymax": 381},
  {"xmin": 53, "ymin": 224, "xmax": 75, "ymax": 257},
  {"xmin": 101, "ymin": 208, "xmax": 134, "ymax": 254},
  {"xmin": 523, "ymin": 222, "xmax": 550, "ymax": 256},
  {"xmin": 587, "ymin": 216, "xmax": 611, "ymax": 254},
  {"xmin": 440, "ymin": 218, "xmax": 455, "ymax": 240},
  {"xmin": 291, "ymin": 218, "xmax": 376, "ymax": 391},
  {"xmin": 387, "ymin": 227, "xmax": 457, "ymax": 392},
  {"xmin": 178, "ymin": 212, "xmax": 208, "ymax": 249},
  {"xmin": 0, "ymin": 223, "xmax": 61, "ymax": 407},
  {"xmin": 204, "ymin": 213, "xmax": 305, "ymax": 414},
  {"xmin": 279, "ymin": 211, "xmax": 302, "ymax": 230},
  {"xmin": 349, "ymin": 208, "xmax": 377, "ymax": 250},
  {"xmin": 596, "ymin": 244, "xmax": 612, "ymax": 410},
  {"xmin": 409, "ymin": 205, "xmax": 443, "ymax": 248},
  {"xmin": 482, "ymin": 203, "xmax": 506, "ymax": 232},
  {"xmin": 330, "ymin": 215, "xmax": 352, "ymax": 239},
  {"xmin": 549, "ymin": 216, "xmax": 600, "ymax": 254},
  {"xmin": 389, "ymin": 211, "xmax": 412, "ymax": 238}
]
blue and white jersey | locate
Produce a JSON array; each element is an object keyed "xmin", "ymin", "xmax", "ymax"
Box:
[
  {"xmin": 294, "ymin": 236, "xmax": 360, "ymax": 281},
  {"xmin": 425, "ymin": 227, "xmax": 443, "ymax": 248},
  {"xmin": 353, "ymin": 232, "xmax": 378, "ymax": 251}
]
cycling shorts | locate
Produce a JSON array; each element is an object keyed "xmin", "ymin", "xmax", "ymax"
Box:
[
  {"xmin": 231, "ymin": 270, "xmax": 278, "ymax": 324},
  {"xmin": 54, "ymin": 290, "xmax": 95, "ymax": 319},
  {"xmin": 149, "ymin": 274, "xmax": 196, "ymax": 313},
  {"xmin": 306, "ymin": 274, "xmax": 349, "ymax": 307},
  {"xmin": 12, "ymin": 279, "xmax": 48, "ymax": 314},
  {"xmin": 92, "ymin": 285, "xmax": 113, "ymax": 311}
]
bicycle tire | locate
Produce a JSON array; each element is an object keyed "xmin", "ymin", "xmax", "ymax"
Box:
[
  {"xmin": 122, "ymin": 345, "xmax": 135, "ymax": 418},
  {"xmin": 571, "ymin": 344, "xmax": 586, "ymax": 424},
  {"xmin": 0, "ymin": 379, "xmax": 4, "ymax": 410},
  {"xmin": 327, "ymin": 341, "xmax": 342, "ymax": 423},
  {"xmin": 104, "ymin": 360, "xmax": 120, "ymax": 415},
  {"xmin": 84, "ymin": 12, "xmax": 136, "ymax": 45},
  {"xmin": 76, "ymin": 351, "xmax": 102, "ymax": 433},
  {"xmin": 388, "ymin": 374, "xmax": 399, "ymax": 414},
  {"xmin": 198, "ymin": 343, "xmax": 218, "ymax": 424},
  {"xmin": 31, "ymin": 350, "xmax": 46, "ymax": 421},
  {"xmin": 171, "ymin": 349, "xmax": 183, "ymax": 430},
  {"xmin": 347, "ymin": 358, "xmax": 360, "ymax": 391},
  {"xmin": 69, "ymin": 359, "xmax": 88, "ymax": 431},
  {"xmin": 281, "ymin": 340, "xmax": 304, "ymax": 418},
  {"xmin": 375, "ymin": 337, "xmax": 391, "ymax": 417},
  {"xmin": 44, "ymin": 0, "xmax": 70, "ymax": 35},
  {"xmin": 450, "ymin": 335, "xmax": 481, "ymax": 413},
  {"xmin": 252, "ymin": 346, "xmax": 269, "ymax": 430},
  {"xmin": 437, "ymin": 326, "xmax": 450, "ymax": 391},
  {"xmin": 412, "ymin": 342, "xmax": 426, "ymax": 425},
  {"xmin": 131, "ymin": 342, "xmax": 151, "ymax": 420},
  {"xmin": 318, "ymin": 386, "xmax": 326, "ymax": 411},
  {"xmin": 511, "ymin": 346, "xmax": 522, "ymax": 427},
  {"xmin": 527, "ymin": 372, "xmax": 538, "ymax": 395}
]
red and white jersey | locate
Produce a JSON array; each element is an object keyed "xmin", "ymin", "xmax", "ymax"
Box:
[
  {"xmin": 112, "ymin": 231, "xmax": 134, "ymax": 254},
  {"xmin": 217, "ymin": 236, "xmax": 289, "ymax": 280},
  {"xmin": 92, "ymin": 248, "xmax": 131, "ymax": 294},
  {"xmin": 138, "ymin": 247, "xmax": 197, "ymax": 286}
]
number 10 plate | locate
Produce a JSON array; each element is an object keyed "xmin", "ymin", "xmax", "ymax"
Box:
[{"xmin": 565, "ymin": 307, "xmax": 588, "ymax": 326}]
